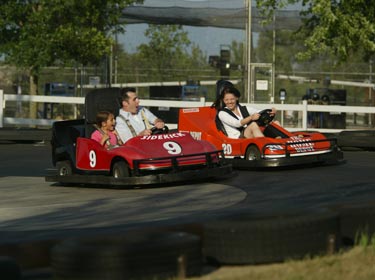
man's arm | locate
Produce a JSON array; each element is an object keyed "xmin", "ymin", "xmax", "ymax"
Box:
[
  {"xmin": 143, "ymin": 108, "xmax": 165, "ymax": 129},
  {"xmin": 153, "ymin": 118, "xmax": 165, "ymax": 129}
]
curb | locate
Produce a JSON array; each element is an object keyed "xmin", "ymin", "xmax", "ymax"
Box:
[{"xmin": 0, "ymin": 128, "xmax": 51, "ymax": 142}]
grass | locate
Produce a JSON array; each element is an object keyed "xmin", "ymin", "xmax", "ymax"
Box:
[
  {"xmin": 188, "ymin": 234, "xmax": 375, "ymax": 280},
  {"xmin": 188, "ymin": 247, "xmax": 375, "ymax": 280}
]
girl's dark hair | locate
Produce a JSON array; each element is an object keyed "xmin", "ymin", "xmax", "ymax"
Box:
[{"xmin": 95, "ymin": 111, "xmax": 113, "ymax": 127}]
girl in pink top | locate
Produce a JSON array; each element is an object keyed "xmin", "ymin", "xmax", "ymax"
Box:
[{"xmin": 91, "ymin": 111, "xmax": 122, "ymax": 149}]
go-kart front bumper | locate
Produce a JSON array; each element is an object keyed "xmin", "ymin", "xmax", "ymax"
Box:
[{"xmin": 45, "ymin": 163, "xmax": 233, "ymax": 188}]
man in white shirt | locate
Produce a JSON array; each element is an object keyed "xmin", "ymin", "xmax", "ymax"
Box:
[{"xmin": 116, "ymin": 87, "xmax": 165, "ymax": 143}]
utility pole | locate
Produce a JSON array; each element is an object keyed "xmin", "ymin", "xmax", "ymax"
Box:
[
  {"xmin": 370, "ymin": 58, "xmax": 373, "ymax": 126},
  {"xmin": 245, "ymin": 0, "xmax": 252, "ymax": 103}
]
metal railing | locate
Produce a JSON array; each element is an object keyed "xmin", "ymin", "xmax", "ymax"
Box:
[{"xmin": 1, "ymin": 89, "xmax": 375, "ymax": 132}]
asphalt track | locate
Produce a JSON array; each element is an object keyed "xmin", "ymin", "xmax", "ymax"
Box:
[
  {"xmin": 1, "ymin": 141, "xmax": 375, "ymax": 271},
  {"xmin": 1, "ymin": 141, "xmax": 375, "ymax": 237}
]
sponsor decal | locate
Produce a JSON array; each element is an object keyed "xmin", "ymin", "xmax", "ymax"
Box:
[
  {"xmin": 287, "ymin": 137, "xmax": 315, "ymax": 152},
  {"xmin": 189, "ymin": 131, "xmax": 202, "ymax": 140},
  {"xmin": 182, "ymin": 108, "xmax": 200, "ymax": 113},
  {"xmin": 140, "ymin": 132, "xmax": 186, "ymax": 140},
  {"xmin": 267, "ymin": 145, "xmax": 284, "ymax": 151}
]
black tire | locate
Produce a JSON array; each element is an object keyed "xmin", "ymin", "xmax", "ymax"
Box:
[
  {"xmin": 330, "ymin": 202, "xmax": 375, "ymax": 246},
  {"xmin": 51, "ymin": 231, "xmax": 203, "ymax": 280},
  {"xmin": 112, "ymin": 161, "xmax": 130, "ymax": 178},
  {"xmin": 0, "ymin": 256, "xmax": 21, "ymax": 280},
  {"xmin": 245, "ymin": 145, "xmax": 261, "ymax": 161},
  {"xmin": 56, "ymin": 160, "xmax": 73, "ymax": 176},
  {"xmin": 337, "ymin": 130, "xmax": 375, "ymax": 150},
  {"xmin": 203, "ymin": 208, "xmax": 340, "ymax": 265}
]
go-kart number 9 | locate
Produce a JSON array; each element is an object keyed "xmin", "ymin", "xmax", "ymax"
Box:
[
  {"xmin": 222, "ymin": 143, "xmax": 232, "ymax": 155},
  {"xmin": 89, "ymin": 150, "xmax": 96, "ymax": 167},
  {"xmin": 163, "ymin": 141, "xmax": 182, "ymax": 155}
]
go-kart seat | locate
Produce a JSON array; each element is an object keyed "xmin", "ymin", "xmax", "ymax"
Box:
[
  {"xmin": 69, "ymin": 126, "xmax": 82, "ymax": 144},
  {"xmin": 215, "ymin": 114, "xmax": 228, "ymax": 136},
  {"xmin": 84, "ymin": 88, "xmax": 122, "ymax": 138}
]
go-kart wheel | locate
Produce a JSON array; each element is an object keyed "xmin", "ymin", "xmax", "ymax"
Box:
[
  {"xmin": 151, "ymin": 125, "xmax": 169, "ymax": 135},
  {"xmin": 112, "ymin": 161, "xmax": 130, "ymax": 178},
  {"xmin": 245, "ymin": 145, "xmax": 261, "ymax": 161},
  {"xmin": 256, "ymin": 109, "xmax": 274, "ymax": 127},
  {"xmin": 56, "ymin": 160, "xmax": 73, "ymax": 176}
]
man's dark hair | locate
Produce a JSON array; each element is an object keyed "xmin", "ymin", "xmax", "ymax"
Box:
[{"xmin": 120, "ymin": 87, "xmax": 136, "ymax": 102}]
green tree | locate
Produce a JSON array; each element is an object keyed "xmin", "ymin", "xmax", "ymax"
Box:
[
  {"xmin": 137, "ymin": 25, "xmax": 191, "ymax": 81},
  {"xmin": 0, "ymin": 0, "xmax": 142, "ymax": 119},
  {"xmin": 256, "ymin": 0, "xmax": 375, "ymax": 61}
]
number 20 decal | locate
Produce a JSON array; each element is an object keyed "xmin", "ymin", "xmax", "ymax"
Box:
[
  {"xmin": 163, "ymin": 141, "xmax": 182, "ymax": 155},
  {"xmin": 222, "ymin": 143, "xmax": 232, "ymax": 155},
  {"xmin": 89, "ymin": 150, "xmax": 96, "ymax": 167}
]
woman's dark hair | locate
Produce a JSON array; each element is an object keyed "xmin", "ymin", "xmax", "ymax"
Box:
[
  {"xmin": 95, "ymin": 111, "xmax": 113, "ymax": 127},
  {"xmin": 211, "ymin": 83, "xmax": 241, "ymax": 110}
]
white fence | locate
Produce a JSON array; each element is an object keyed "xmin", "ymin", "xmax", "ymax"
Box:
[{"xmin": 1, "ymin": 89, "xmax": 375, "ymax": 132}]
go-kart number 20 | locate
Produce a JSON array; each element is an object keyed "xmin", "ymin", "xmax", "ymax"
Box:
[
  {"xmin": 163, "ymin": 141, "xmax": 182, "ymax": 155},
  {"xmin": 222, "ymin": 143, "xmax": 232, "ymax": 155}
]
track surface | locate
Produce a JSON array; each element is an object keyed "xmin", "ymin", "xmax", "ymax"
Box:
[{"xmin": 0, "ymin": 141, "xmax": 374, "ymax": 244}]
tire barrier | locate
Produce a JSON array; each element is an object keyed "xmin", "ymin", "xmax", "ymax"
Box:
[
  {"xmin": 331, "ymin": 201, "xmax": 375, "ymax": 246},
  {"xmin": 336, "ymin": 130, "xmax": 375, "ymax": 151},
  {"xmin": 51, "ymin": 231, "xmax": 202, "ymax": 280},
  {"xmin": 203, "ymin": 209, "xmax": 341, "ymax": 265},
  {"xmin": 0, "ymin": 256, "xmax": 21, "ymax": 280}
]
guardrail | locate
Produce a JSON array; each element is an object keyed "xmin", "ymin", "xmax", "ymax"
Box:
[{"xmin": 1, "ymin": 89, "xmax": 375, "ymax": 133}]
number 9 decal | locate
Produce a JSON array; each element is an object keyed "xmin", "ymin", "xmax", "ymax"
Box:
[
  {"xmin": 163, "ymin": 141, "xmax": 182, "ymax": 155},
  {"xmin": 89, "ymin": 150, "xmax": 96, "ymax": 167}
]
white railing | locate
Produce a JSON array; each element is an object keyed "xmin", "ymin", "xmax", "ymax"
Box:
[{"xmin": 1, "ymin": 89, "xmax": 375, "ymax": 132}]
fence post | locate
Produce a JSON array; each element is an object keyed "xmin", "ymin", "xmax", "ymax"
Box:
[
  {"xmin": 302, "ymin": 99, "xmax": 308, "ymax": 130},
  {"xmin": 0, "ymin": 89, "xmax": 3, "ymax": 128},
  {"xmin": 199, "ymin": 97, "xmax": 206, "ymax": 107}
]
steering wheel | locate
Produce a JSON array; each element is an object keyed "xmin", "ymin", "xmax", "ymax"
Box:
[
  {"xmin": 256, "ymin": 109, "xmax": 274, "ymax": 126},
  {"xmin": 150, "ymin": 125, "xmax": 169, "ymax": 135}
]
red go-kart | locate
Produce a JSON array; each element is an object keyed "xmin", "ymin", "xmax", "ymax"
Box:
[
  {"xmin": 45, "ymin": 89, "xmax": 232, "ymax": 187},
  {"xmin": 178, "ymin": 106, "xmax": 344, "ymax": 168}
]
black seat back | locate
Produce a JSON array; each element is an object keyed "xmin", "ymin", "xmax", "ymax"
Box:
[{"xmin": 84, "ymin": 88, "xmax": 122, "ymax": 138}]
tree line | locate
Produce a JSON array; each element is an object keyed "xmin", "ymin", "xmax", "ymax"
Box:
[{"xmin": 0, "ymin": 0, "xmax": 374, "ymax": 118}]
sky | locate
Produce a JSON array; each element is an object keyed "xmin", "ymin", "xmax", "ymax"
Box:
[
  {"xmin": 119, "ymin": 24, "xmax": 245, "ymax": 56},
  {"xmin": 118, "ymin": 0, "xmax": 300, "ymax": 56},
  {"xmin": 119, "ymin": 0, "xmax": 247, "ymax": 56}
]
